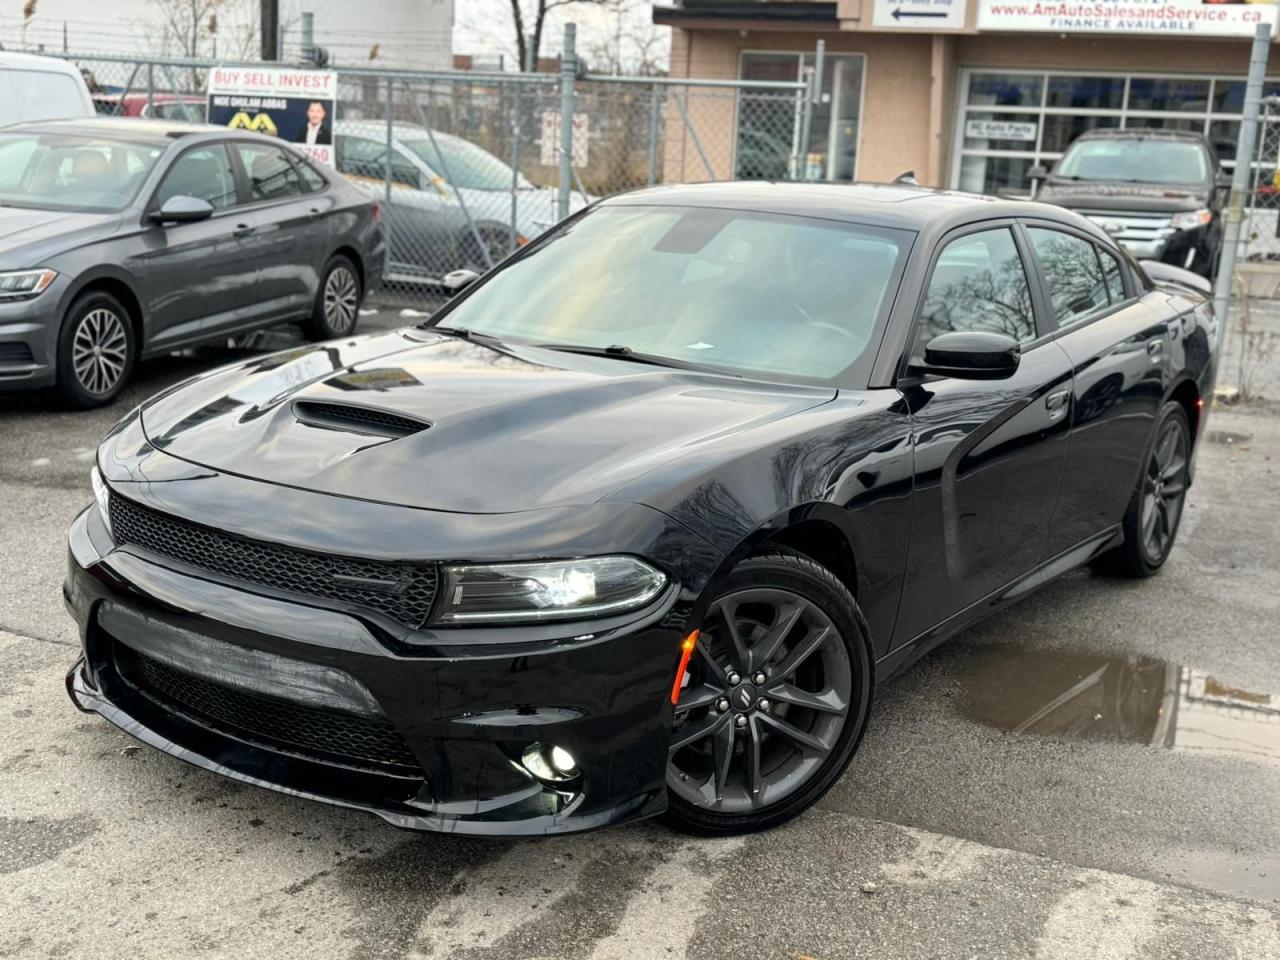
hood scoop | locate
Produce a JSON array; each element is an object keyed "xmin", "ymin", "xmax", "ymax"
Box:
[{"xmin": 292, "ymin": 400, "xmax": 431, "ymax": 439}]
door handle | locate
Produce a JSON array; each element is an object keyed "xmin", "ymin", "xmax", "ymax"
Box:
[
  {"xmin": 1045, "ymin": 389, "xmax": 1070, "ymax": 419},
  {"xmin": 307, "ymin": 207, "xmax": 321, "ymax": 220},
  {"xmin": 232, "ymin": 223, "xmax": 255, "ymax": 237}
]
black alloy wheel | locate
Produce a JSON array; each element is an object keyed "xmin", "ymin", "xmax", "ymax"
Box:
[
  {"xmin": 56, "ymin": 290, "xmax": 136, "ymax": 409},
  {"xmin": 1095, "ymin": 400, "xmax": 1191, "ymax": 578},
  {"xmin": 664, "ymin": 552, "xmax": 873, "ymax": 834}
]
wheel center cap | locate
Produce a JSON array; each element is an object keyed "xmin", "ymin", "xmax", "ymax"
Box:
[{"xmin": 731, "ymin": 682, "xmax": 758, "ymax": 712}]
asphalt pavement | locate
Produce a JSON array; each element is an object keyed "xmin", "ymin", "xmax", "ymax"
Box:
[{"xmin": 1, "ymin": 309, "xmax": 1277, "ymax": 959}]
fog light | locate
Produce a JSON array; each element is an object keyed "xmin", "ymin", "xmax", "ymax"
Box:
[
  {"xmin": 549, "ymin": 746, "xmax": 577, "ymax": 775},
  {"xmin": 521, "ymin": 742, "xmax": 579, "ymax": 782}
]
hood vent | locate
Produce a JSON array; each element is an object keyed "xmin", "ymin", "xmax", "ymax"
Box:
[{"xmin": 292, "ymin": 400, "xmax": 431, "ymax": 439}]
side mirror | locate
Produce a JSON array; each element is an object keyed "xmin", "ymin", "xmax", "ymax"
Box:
[
  {"xmin": 442, "ymin": 268, "xmax": 480, "ymax": 296},
  {"xmin": 1027, "ymin": 164, "xmax": 1049, "ymax": 200},
  {"xmin": 150, "ymin": 195, "xmax": 214, "ymax": 224},
  {"xmin": 918, "ymin": 331, "xmax": 1021, "ymax": 380}
]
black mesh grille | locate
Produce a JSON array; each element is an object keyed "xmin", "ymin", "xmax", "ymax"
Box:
[
  {"xmin": 293, "ymin": 401, "xmax": 429, "ymax": 437},
  {"xmin": 116, "ymin": 644, "xmax": 421, "ymax": 773},
  {"xmin": 109, "ymin": 494, "xmax": 438, "ymax": 628},
  {"xmin": 0, "ymin": 342, "xmax": 34, "ymax": 366}
]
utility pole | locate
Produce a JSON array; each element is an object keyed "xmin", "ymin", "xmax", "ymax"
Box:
[{"xmin": 260, "ymin": 0, "xmax": 279, "ymax": 60}]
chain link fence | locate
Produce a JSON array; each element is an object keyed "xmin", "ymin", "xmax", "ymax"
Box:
[{"xmin": 57, "ymin": 48, "xmax": 810, "ymax": 312}]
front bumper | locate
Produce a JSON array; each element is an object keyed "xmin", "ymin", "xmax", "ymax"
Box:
[
  {"xmin": 64, "ymin": 494, "xmax": 702, "ymax": 836},
  {"xmin": 0, "ymin": 279, "xmax": 66, "ymax": 390}
]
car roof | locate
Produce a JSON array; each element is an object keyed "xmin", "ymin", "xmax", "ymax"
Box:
[
  {"xmin": 1075, "ymin": 127, "xmax": 1209, "ymax": 145},
  {"xmin": 6, "ymin": 116, "xmax": 269, "ymax": 145},
  {"xmin": 0, "ymin": 51, "xmax": 85, "ymax": 74},
  {"xmin": 602, "ymin": 180, "xmax": 1081, "ymax": 232},
  {"xmin": 334, "ymin": 119, "xmax": 463, "ymax": 144}
]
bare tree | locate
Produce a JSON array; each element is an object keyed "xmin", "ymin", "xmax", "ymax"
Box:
[
  {"xmin": 149, "ymin": 0, "xmax": 223, "ymax": 59},
  {"xmin": 508, "ymin": 0, "xmax": 607, "ymax": 71}
]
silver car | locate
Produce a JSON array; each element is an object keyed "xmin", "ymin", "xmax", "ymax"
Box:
[{"xmin": 0, "ymin": 118, "xmax": 384, "ymax": 407}]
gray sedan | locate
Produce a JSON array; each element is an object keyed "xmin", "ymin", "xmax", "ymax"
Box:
[{"xmin": 0, "ymin": 118, "xmax": 385, "ymax": 407}]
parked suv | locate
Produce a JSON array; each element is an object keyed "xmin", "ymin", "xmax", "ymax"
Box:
[{"xmin": 1030, "ymin": 129, "xmax": 1225, "ymax": 278}]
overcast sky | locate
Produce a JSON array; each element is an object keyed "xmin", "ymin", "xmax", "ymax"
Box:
[{"xmin": 454, "ymin": 0, "xmax": 669, "ymax": 72}]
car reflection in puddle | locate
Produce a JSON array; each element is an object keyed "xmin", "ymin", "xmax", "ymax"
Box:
[{"xmin": 958, "ymin": 646, "xmax": 1280, "ymax": 770}]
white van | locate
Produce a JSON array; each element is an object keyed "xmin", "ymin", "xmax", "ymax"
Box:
[{"xmin": 0, "ymin": 52, "xmax": 95, "ymax": 127}]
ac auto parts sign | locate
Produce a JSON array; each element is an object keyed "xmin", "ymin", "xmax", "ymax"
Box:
[{"xmin": 978, "ymin": 0, "xmax": 1278, "ymax": 36}]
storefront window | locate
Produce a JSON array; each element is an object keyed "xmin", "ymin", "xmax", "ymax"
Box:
[
  {"xmin": 737, "ymin": 52, "xmax": 864, "ymax": 182},
  {"xmin": 952, "ymin": 69, "xmax": 1279, "ymax": 197},
  {"xmin": 1046, "ymin": 76, "xmax": 1124, "ymax": 110},
  {"xmin": 1127, "ymin": 78, "xmax": 1210, "ymax": 112}
]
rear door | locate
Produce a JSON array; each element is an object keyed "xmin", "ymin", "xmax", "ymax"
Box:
[
  {"xmin": 230, "ymin": 141, "xmax": 328, "ymax": 320},
  {"xmin": 891, "ymin": 222, "xmax": 1075, "ymax": 647},
  {"xmin": 1022, "ymin": 222, "xmax": 1171, "ymax": 555},
  {"xmin": 140, "ymin": 142, "xmax": 261, "ymax": 348}
]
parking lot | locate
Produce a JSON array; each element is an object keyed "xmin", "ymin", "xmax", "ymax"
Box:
[{"xmin": 1, "ymin": 307, "xmax": 1277, "ymax": 959}]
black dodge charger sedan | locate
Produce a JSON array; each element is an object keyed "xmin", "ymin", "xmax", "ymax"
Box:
[{"xmin": 65, "ymin": 182, "xmax": 1215, "ymax": 836}]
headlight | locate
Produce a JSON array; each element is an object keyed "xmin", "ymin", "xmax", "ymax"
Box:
[
  {"xmin": 0, "ymin": 268, "xmax": 56, "ymax": 300},
  {"xmin": 90, "ymin": 465, "xmax": 112, "ymax": 536},
  {"xmin": 436, "ymin": 556, "xmax": 667, "ymax": 624},
  {"xmin": 1170, "ymin": 209, "xmax": 1212, "ymax": 231}
]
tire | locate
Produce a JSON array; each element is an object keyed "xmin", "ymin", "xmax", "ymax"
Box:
[
  {"xmin": 55, "ymin": 290, "xmax": 137, "ymax": 409},
  {"xmin": 663, "ymin": 551, "xmax": 874, "ymax": 835},
  {"xmin": 1092, "ymin": 401, "xmax": 1191, "ymax": 578},
  {"xmin": 304, "ymin": 255, "xmax": 362, "ymax": 341}
]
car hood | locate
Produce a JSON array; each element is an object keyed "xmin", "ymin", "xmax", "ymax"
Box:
[
  {"xmin": 0, "ymin": 206, "xmax": 120, "ymax": 268},
  {"xmin": 1037, "ymin": 180, "xmax": 1209, "ymax": 214},
  {"xmin": 139, "ymin": 329, "xmax": 835, "ymax": 514}
]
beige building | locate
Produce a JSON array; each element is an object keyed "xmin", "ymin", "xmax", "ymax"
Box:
[{"xmin": 654, "ymin": 0, "xmax": 1278, "ymax": 193}]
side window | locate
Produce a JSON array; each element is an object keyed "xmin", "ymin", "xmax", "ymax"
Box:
[
  {"xmin": 155, "ymin": 145, "xmax": 237, "ymax": 210},
  {"xmin": 334, "ymin": 136, "xmax": 418, "ymax": 188},
  {"xmin": 1028, "ymin": 227, "xmax": 1110, "ymax": 327},
  {"xmin": 918, "ymin": 227, "xmax": 1036, "ymax": 347},
  {"xmin": 1097, "ymin": 244, "xmax": 1127, "ymax": 303},
  {"xmin": 291, "ymin": 154, "xmax": 327, "ymax": 192},
  {"xmin": 234, "ymin": 142, "xmax": 304, "ymax": 201}
]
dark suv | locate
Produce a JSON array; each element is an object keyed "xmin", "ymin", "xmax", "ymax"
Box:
[{"xmin": 1030, "ymin": 129, "xmax": 1226, "ymax": 278}]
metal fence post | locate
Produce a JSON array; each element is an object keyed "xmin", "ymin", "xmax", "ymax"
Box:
[
  {"xmin": 647, "ymin": 82, "xmax": 660, "ymax": 186},
  {"xmin": 146, "ymin": 63, "xmax": 154, "ymax": 112},
  {"xmin": 384, "ymin": 77, "xmax": 394, "ymax": 205},
  {"xmin": 558, "ymin": 23, "xmax": 577, "ymax": 221},
  {"xmin": 1213, "ymin": 23, "xmax": 1271, "ymax": 351},
  {"xmin": 301, "ymin": 12, "xmax": 315, "ymax": 66}
]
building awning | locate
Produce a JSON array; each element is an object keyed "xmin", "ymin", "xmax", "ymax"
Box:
[{"xmin": 653, "ymin": 1, "xmax": 838, "ymax": 26}]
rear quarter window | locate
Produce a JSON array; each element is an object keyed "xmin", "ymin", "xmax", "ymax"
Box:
[{"xmin": 8, "ymin": 70, "xmax": 89, "ymax": 122}]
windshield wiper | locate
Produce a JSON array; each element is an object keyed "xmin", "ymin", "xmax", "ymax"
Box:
[
  {"xmin": 428, "ymin": 325, "xmax": 504, "ymax": 345},
  {"xmin": 540, "ymin": 342, "xmax": 731, "ymax": 374}
]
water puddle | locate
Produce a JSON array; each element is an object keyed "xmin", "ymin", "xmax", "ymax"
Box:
[
  {"xmin": 958, "ymin": 646, "xmax": 1280, "ymax": 770},
  {"xmin": 1204, "ymin": 429, "xmax": 1253, "ymax": 445}
]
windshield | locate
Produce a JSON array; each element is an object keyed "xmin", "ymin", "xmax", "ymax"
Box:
[
  {"xmin": 402, "ymin": 135, "xmax": 529, "ymax": 191},
  {"xmin": 0, "ymin": 132, "xmax": 164, "ymax": 212},
  {"xmin": 434, "ymin": 204, "xmax": 912, "ymax": 383},
  {"xmin": 1054, "ymin": 138, "xmax": 1208, "ymax": 185}
]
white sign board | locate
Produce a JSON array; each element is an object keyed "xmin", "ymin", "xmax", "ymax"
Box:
[
  {"xmin": 874, "ymin": 0, "xmax": 965, "ymax": 29},
  {"xmin": 965, "ymin": 118, "xmax": 1038, "ymax": 142},
  {"xmin": 206, "ymin": 66, "xmax": 337, "ymax": 165},
  {"xmin": 977, "ymin": 0, "xmax": 1278, "ymax": 38},
  {"xmin": 540, "ymin": 111, "xmax": 589, "ymax": 167}
]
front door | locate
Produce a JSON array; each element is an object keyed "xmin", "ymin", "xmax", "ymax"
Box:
[
  {"xmin": 891, "ymin": 223, "xmax": 1075, "ymax": 647},
  {"xmin": 140, "ymin": 143, "xmax": 260, "ymax": 348}
]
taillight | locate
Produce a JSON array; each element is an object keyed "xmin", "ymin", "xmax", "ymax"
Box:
[{"xmin": 370, "ymin": 202, "xmax": 382, "ymax": 224}]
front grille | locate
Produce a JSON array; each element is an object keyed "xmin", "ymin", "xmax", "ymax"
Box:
[
  {"xmin": 1081, "ymin": 211, "xmax": 1176, "ymax": 251},
  {"xmin": 293, "ymin": 400, "xmax": 430, "ymax": 438},
  {"xmin": 0, "ymin": 343, "xmax": 34, "ymax": 366},
  {"xmin": 109, "ymin": 493, "xmax": 439, "ymax": 628},
  {"xmin": 116, "ymin": 644, "xmax": 421, "ymax": 773}
]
